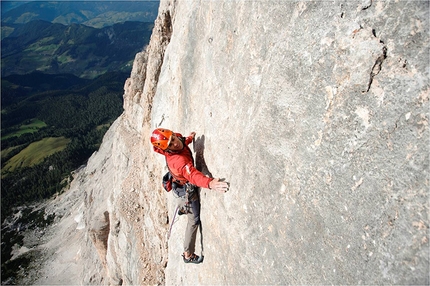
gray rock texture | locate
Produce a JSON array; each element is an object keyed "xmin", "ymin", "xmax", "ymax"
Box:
[{"xmin": 31, "ymin": 0, "xmax": 428, "ymax": 285}]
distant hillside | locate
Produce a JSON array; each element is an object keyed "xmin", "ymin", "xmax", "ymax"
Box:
[
  {"xmin": 1, "ymin": 71, "xmax": 90, "ymax": 108},
  {"xmin": 1, "ymin": 1, "xmax": 159, "ymax": 28},
  {"xmin": 1, "ymin": 20, "xmax": 154, "ymax": 78},
  {"xmin": 1, "ymin": 71, "xmax": 128, "ymax": 217}
]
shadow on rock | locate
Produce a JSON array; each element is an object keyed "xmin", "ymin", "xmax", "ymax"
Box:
[{"xmin": 193, "ymin": 135, "xmax": 213, "ymax": 178}]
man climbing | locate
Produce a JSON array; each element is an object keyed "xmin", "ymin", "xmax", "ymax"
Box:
[{"xmin": 151, "ymin": 128, "xmax": 229, "ymax": 264}]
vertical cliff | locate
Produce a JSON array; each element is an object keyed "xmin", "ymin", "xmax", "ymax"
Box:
[{"xmin": 33, "ymin": 0, "xmax": 428, "ymax": 285}]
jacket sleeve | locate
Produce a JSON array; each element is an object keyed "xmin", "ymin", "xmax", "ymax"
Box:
[
  {"xmin": 184, "ymin": 135, "xmax": 193, "ymax": 145},
  {"xmin": 179, "ymin": 162, "xmax": 213, "ymax": 189}
]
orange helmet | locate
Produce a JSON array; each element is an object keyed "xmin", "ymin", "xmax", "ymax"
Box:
[{"xmin": 151, "ymin": 128, "xmax": 173, "ymax": 150}]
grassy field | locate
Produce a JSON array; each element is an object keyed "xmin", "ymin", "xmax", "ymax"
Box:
[
  {"xmin": 1, "ymin": 145, "xmax": 24, "ymax": 159},
  {"xmin": 2, "ymin": 119, "xmax": 47, "ymax": 140},
  {"xmin": 3, "ymin": 137, "xmax": 70, "ymax": 171},
  {"xmin": 96, "ymin": 123, "xmax": 111, "ymax": 130}
]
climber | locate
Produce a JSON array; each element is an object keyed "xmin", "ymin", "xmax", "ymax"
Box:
[{"xmin": 151, "ymin": 128, "xmax": 229, "ymax": 264}]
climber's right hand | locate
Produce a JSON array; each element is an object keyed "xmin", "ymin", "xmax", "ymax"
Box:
[{"xmin": 209, "ymin": 178, "xmax": 229, "ymax": 193}]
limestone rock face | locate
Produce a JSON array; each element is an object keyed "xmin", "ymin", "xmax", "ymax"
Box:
[
  {"xmin": 156, "ymin": 1, "xmax": 429, "ymax": 284},
  {"xmin": 34, "ymin": 0, "xmax": 428, "ymax": 285}
]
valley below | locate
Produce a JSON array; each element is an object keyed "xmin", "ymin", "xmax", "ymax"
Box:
[{"xmin": 1, "ymin": 1, "xmax": 159, "ymax": 284}]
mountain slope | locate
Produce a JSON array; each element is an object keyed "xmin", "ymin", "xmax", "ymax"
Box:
[
  {"xmin": 1, "ymin": 20, "xmax": 154, "ymax": 78},
  {"xmin": 1, "ymin": 1, "xmax": 159, "ymax": 28},
  {"xmin": 16, "ymin": 0, "xmax": 429, "ymax": 285}
]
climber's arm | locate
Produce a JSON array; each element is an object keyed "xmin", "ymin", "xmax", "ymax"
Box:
[{"xmin": 180, "ymin": 163, "xmax": 228, "ymax": 192}]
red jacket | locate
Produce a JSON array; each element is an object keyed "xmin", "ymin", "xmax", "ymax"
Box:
[{"xmin": 153, "ymin": 133, "xmax": 212, "ymax": 188}]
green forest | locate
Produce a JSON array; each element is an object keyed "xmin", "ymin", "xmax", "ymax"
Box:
[
  {"xmin": 1, "ymin": 20, "xmax": 154, "ymax": 78},
  {"xmin": 1, "ymin": 71, "xmax": 127, "ymax": 218}
]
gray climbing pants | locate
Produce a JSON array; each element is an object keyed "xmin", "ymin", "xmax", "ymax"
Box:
[{"xmin": 174, "ymin": 186, "xmax": 200, "ymax": 255}]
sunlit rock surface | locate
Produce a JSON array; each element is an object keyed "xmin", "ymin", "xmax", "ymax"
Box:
[{"xmin": 33, "ymin": 1, "xmax": 428, "ymax": 285}]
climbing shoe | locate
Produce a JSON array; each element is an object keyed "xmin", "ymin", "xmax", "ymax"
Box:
[{"xmin": 182, "ymin": 253, "xmax": 203, "ymax": 264}]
